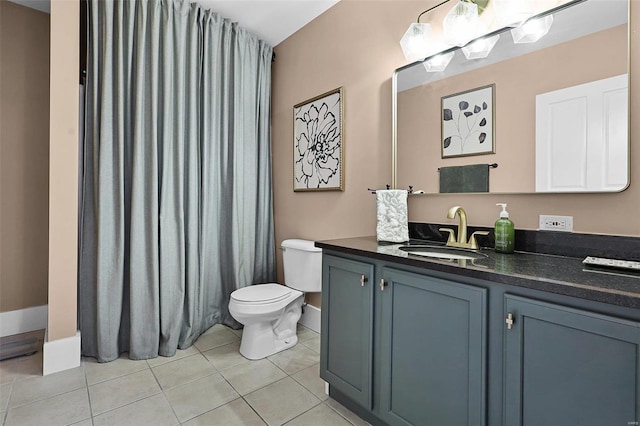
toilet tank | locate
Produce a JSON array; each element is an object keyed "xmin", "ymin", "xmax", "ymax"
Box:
[{"xmin": 281, "ymin": 239, "xmax": 322, "ymax": 292}]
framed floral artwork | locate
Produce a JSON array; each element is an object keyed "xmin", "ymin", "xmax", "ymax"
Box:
[
  {"xmin": 441, "ymin": 84, "xmax": 495, "ymax": 158},
  {"xmin": 293, "ymin": 87, "xmax": 344, "ymax": 191}
]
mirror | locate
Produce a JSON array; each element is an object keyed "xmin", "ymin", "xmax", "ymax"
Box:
[{"xmin": 393, "ymin": 0, "xmax": 629, "ymax": 194}]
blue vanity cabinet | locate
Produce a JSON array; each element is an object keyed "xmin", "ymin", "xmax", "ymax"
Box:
[
  {"xmin": 320, "ymin": 255, "xmax": 375, "ymax": 410},
  {"xmin": 377, "ymin": 268, "xmax": 488, "ymax": 426},
  {"xmin": 504, "ymin": 295, "xmax": 640, "ymax": 426},
  {"xmin": 320, "ymin": 247, "xmax": 640, "ymax": 426}
]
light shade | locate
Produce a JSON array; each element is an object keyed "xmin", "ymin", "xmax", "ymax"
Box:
[
  {"xmin": 462, "ymin": 34, "xmax": 500, "ymax": 59},
  {"xmin": 511, "ymin": 15, "xmax": 554, "ymax": 44},
  {"xmin": 423, "ymin": 51, "xmax": 455, "ymax": 72},
  {"xmin": 492, "ymin": 0, "xmax": 534, "ymax": 27},
  {"xmin": 443, "ymin": 1, "xmax": 480, "ymax": 47},
  {"xmin": 400, "ymin": 23, "xmax": 432, "ymax": 61}
]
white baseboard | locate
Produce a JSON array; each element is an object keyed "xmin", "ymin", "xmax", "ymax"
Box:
[
  {"xmin": 43, "ymin": 331, "xmax": 81, "ymax": 375},
  {"xmin": 300, "ymin": 304, "xmax": 321, "ymax": 333},
  {"xmin": 0, "ymin": 305, "xmax": 48, "ymax": 337}
]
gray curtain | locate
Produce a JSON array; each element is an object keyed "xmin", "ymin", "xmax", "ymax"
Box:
[{"xmin": 79, "ymin": 0, "xmax": 275, "ymax": 362}]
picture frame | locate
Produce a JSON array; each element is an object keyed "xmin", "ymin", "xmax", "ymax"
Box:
[
  {"xmin": 293, "ymin": 87, "xmax": 344, "ymax": 191},
  {"xmin": 441, "ymin": 84, "xmax": 495, "ymax": 158}
]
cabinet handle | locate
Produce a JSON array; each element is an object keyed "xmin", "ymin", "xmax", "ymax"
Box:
[
  {"xmin": 506, "ymin": 312, "xmax": 515, "ymax": 330},
  {"xmin": 360, "ymin": 275, "xmax": 368, "ymax": 287},
  {"xmin": 379, "ymin": 278, "xmax": 387, "ymax": 291}
]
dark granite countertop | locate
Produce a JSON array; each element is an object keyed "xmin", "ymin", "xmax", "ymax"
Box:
[{"xmin": 316, "ymin": 236, "xmax": 640, "ymax": 309}]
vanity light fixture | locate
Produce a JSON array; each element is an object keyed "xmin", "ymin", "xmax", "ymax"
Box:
[
  {"xmin": 400, "ymin": 0, "xmax": 553, "ymax": 62},
  {"xmin": 461, "ymin": 34, "xmax": 500, "ymax": 59},
  {"xmin": 511, "ymin": 14, "xmax": 554, "ymax": 44},
  {"xmin": 423, "ymin": 51, "xmax": 456, "ymax": 72}
]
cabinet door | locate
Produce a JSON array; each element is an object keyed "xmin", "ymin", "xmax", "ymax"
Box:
[
  {"xmin": 320, "ymin": 255, "xmax": 375, "ymax": 410},
  {"xmin": 505, "ymin": 295, "xmax": 640, "ymax": 426},
  {"xmin": 378, "ymin": 268, "xmax": 487, "ymax": 426}
]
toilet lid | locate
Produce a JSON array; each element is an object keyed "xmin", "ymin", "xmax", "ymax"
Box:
[{"xmin": 231, "ymin": 284, "xmax": 292, "ymax": 304}]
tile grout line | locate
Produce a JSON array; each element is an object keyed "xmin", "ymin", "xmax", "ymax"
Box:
[
  {"xmin": 1, "ymin": 379, "xmax": 13, "ymax": 426},
  {"xmin": 0, "ymin": 339, "xmax": 37, "ymax": 425},
  {"xmin": 280, "ymin": 399, "xmax": 326, "ymax": 426},
  {"xmin": 158, "ymin": 392, "xmax": 181, "ymax": 426},
  {"xmin": 1, "ymin": 388, "xmax": 8, "ymax": 426},
  {"xmin": 6, "ymin": 380, "xmax": 88, "ymax": 411},
  {"xmin": 80, "ymin": 361, "xmax": 95, "ymax": 425},
  {"xmin": 147, "ymin": 356, "xmax": 183, "ymax": 425},
  {"xmin": 324, "ymin": 400, "xmax": 368, "ymax": 426}
]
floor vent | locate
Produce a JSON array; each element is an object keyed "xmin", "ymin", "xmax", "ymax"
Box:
[{"xmin": 0, "ymin": 337, "xmax": 39, "ymax": 361}]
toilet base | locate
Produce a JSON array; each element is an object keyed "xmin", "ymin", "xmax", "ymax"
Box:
[
  {"xmin": 239, "ymin": 327, "xmax": 299, "ymax": 360},
  {"xmin": 238, "ymin": 296, "xmax": 304, "ymax": 360}
]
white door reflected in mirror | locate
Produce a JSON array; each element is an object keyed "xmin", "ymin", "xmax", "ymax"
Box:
[{"xmin": 535, "ymin": 74, "xmax": 628, "ymax": 192}]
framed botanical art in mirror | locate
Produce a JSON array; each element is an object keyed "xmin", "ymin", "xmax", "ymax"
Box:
[
  {"xmin": 293, "ymin": 87, "xmax": 344, "ymax": 192},
  {"xmin": 441, "ymin": 84, "xmax": 495, "ymax": 158}
]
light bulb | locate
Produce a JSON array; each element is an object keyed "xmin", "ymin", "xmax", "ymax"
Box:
[
  {"xmin": 511, "ymin": 15, "xmax": 554, "ymax": 44},
  {"xmin": 461, "ymin": 34, "xmax": 500, "ymax": 59},
  {"xmin": 443, "ymin": 1, "xmax": 480, "ymax": 47},
  {"xmin": 423, "ymin": 51, "xmax": 455, "ymax": 72},
  {"xmin": 400, "ymin": 23, "xmax": 432, "ymax": 61}
]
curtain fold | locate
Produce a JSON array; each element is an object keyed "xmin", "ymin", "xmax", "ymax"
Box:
[{"xmin": 79, "ymin": 0, "xmax": 275, "ymax": 362}]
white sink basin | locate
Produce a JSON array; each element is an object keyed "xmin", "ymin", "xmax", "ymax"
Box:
[{"xmin": 398, "ymin": 245, "xmax": 487, "ymax": 261}]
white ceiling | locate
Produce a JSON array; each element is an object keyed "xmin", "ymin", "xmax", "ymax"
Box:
[
  {"xmin": 193, "ymin": 0, "xmax": 340, "ymax": 46},
  {"xmin": 8, "ymin": 0, "xmax": 339, "ymax": 47}
]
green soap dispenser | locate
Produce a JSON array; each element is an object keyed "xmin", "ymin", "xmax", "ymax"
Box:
[{"xmin": 495, "ymin": 203, "xmax": 515, "ymax": 254}]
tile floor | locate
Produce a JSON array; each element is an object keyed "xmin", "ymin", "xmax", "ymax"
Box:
[{"xmin": 0, "ymin": 325, "xmax": 369, "ymax": 426}]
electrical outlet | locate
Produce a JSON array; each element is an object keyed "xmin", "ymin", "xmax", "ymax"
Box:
[{"xmin": 539, "ymin": 215, "xmax": 573, "ymax": 232}]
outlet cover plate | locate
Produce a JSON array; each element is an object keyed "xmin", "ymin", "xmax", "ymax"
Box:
[{"xmin": 539, "ymin": 215, "xmax": 573, "ymax": 232}]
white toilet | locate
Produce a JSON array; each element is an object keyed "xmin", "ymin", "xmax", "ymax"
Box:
[{"xmin": 228, "ymin": 239, "xmax": 322, "ymax": 360}]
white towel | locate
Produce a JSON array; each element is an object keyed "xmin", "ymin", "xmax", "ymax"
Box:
[{"xmin": 376, "ymin": 190, "xmax": 409, "ymax": 243}]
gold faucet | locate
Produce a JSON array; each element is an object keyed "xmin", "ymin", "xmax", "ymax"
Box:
[{"xmin": 439, "ymin": 206, "xmax": 489, "ymax": 250}]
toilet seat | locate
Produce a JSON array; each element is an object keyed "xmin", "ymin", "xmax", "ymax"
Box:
[{"xmin": 231, "ymin": 284, "xmax": 293, "ymax": 305}]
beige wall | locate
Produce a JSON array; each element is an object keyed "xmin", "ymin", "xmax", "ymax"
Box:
[
  {"xmin": 10, "ymin": 0, "xmax": 636, "ymax": 321},
  {"xmin": 398, "ymin": 25, "xmax": 627, "ymax": 193},
  {"xmin": 272, "ymin": 0, "xmax": 640, "ymax": 308},
  {"xmin": 0, "ymin": 2, "xmax": 50, "ymax": 313},
  {"xmin": 48, "ymin": 0, "xmax": 79, "ymax": 341}
]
